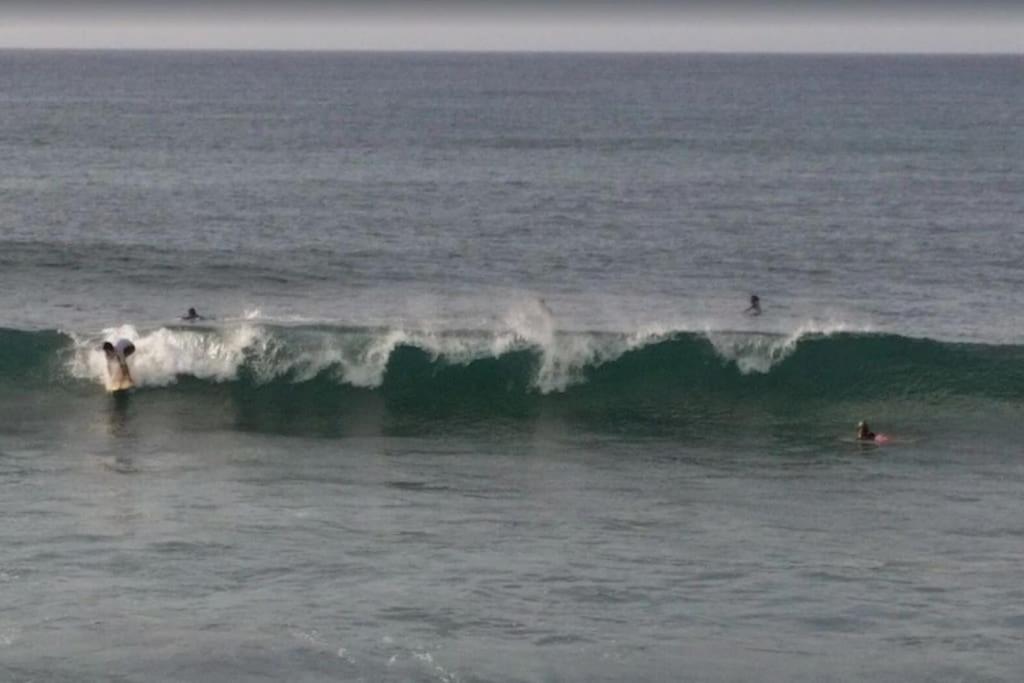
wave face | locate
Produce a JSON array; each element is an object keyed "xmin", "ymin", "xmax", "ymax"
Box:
[{"xmin": 2, "ymin": 324, "xmax": 1022, "ymax": 415}]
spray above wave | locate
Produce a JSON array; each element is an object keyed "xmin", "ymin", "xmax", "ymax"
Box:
[
  {"xmin": 62, "ymin": 320, "xmax": 668, "ymax": 394},
  {"xmin": 55, "ymin": 297, "xmax": 867, "ymax": 393},
  {"xmin": 0, "ymin": 316, "xmax": 1010, "ymax": 408}
]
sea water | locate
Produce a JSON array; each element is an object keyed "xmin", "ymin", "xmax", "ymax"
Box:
[{"xmin": 1, "ymin": 52, "xmax": 1023, "ymax": 681}]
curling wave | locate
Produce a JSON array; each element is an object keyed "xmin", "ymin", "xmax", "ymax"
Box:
[{"xmin": 0, "ymin": 323, "xmax": 1021, "ymax": 408}]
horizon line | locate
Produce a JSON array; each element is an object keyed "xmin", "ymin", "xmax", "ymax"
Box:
[{"xmin": 1, "ymin": 46, "xmax": 1021, "ymax": 56}]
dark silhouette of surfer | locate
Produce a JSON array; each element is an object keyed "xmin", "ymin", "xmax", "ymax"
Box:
[
  {"xmin": 856, "ymin": 421, "xmax": 876, "ymax": 442},
  {"xmin": 744, "ymin": 295, "xmax": 762, "ymax": 316},
  {"xmin": 182, "ymin": 307, "xmax": 204, "ymax": 322}
]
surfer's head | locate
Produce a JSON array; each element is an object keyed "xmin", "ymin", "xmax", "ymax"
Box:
[
  {"xmin": 188, "ymin": 308, "xmax": 197, "ymax": 317},
  {"xmin": 857, "ymin": 421, "xmax": 874, "ymax": 440}
]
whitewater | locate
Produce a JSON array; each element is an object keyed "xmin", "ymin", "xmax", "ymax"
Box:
[
  {"xmin": 59, "ymin": 308, "xmax": 862, "ymax": 390},
  {"xmin": 9, "ymin": 314, "xmax": 1023, "ymax": 404}
]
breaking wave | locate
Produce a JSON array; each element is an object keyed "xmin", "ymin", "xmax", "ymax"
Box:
[{"xmin": 1, "ymin": 320, "xmax": 1022, "ymax": 409}]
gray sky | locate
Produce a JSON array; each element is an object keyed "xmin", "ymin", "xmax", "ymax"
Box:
[{"xmin": 0, "ymin": 1, "xmax": 1021, "ymax": 52}]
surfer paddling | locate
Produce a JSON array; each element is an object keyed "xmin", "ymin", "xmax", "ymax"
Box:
[
  {"xmin": 856, "ymin": 421, "xmax": 890, "ymax": 444},
  {"xmin": 744, "ymin": 295, "xmax": 762, "ymax": 316},
  {"xmin": 101, "ymin": 339, "xmax": 136, "ymax": 391},
  {"xmin": 182, "ymin": 307, "xmax": 204, "ymax": 322},
  {"xmin": 856, "ymin": 421, "xmax": 876, "ymax": 441}
]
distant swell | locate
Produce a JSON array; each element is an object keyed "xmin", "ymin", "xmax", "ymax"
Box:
[{"xmin": 1, "ymin": 325, "xmax": 1022, "ymax": 413}]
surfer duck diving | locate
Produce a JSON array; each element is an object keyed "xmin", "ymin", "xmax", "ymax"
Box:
[{"xmin": 101, "ymin": 338, "xmax": 136, "ymax": 392}]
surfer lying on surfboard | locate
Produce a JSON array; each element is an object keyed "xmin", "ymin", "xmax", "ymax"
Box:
[{"xmin": 101, "ymin": 339, "xmax": 136, "ymax": 391}]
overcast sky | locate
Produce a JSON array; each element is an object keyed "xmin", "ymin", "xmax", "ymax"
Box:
[{"xmin": 0, "ymin": 1, "xmax": 1021, "ymax": 53}]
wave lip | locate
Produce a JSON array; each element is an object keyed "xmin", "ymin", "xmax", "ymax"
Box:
[
  {"xmin": 1, "ymin": 320, "xmax": 1021, "ymax": 410},
  {"xmin": 58, "ymin": 319, "xmax": 836, "ymax": 395},
  {"xmin": 61, "ymin": 320, "xmax": 650, "ymax": 394}
]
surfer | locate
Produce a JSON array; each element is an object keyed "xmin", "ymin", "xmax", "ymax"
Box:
[
  {"xmin": 182, "ymin": 307, "xmax": 204, "ymax": 322},
  {"xmin": 101, "ymin": 339, "xmax": 136, "ymax": 390},
  {"xmin": 744, "ymin": 295, "xmax": 762, "ymax": 316},
  {"xmin": 856, "ymin": 421, "xmax": 876, "ymax": 442}
]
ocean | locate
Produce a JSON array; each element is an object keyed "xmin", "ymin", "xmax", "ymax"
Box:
[{"xmin": 1, "ymin": 51, "xmax": 1023, "ymax": 681}]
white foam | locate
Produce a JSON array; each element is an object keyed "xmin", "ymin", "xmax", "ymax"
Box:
[
  {"xmin": 704, "ymin": 319, "xmax": 872, "ymax": 374},
  {"xmin": 64, "ymin": 312, "xmax": 874, "ymax": 391},
  {"xmin": 69, "ymin": 323, "xmax": 267, "ymax": 387},
  {"xmin": 336, "ymin": 328, "xmax": 410, "ymax": 388}
]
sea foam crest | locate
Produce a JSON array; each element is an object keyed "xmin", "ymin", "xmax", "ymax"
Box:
[
  {"xmin": 493, "ymin": 299, "xmax": 670, "ymax": 392},
  {"xmin": 65, "ymin": 313, "xmax": 870, "ymax": 392},
  {"xmin": 704, "ymin": 319, "xmax": 869, "ymax": 374},
  {"xmin": 69, "ymin": 324, "xmax": 267, "ymax": 387}
]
